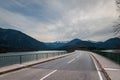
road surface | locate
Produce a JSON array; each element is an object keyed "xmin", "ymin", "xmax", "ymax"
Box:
[{"xmin": 0, "ymin": 51, "xmax": 106, "ymax": 80}]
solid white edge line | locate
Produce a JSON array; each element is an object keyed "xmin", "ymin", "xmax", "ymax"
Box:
[
  {"xmin": 104, "ymin": 68, "xmax": 120, "ymax": 71},
  {"xmin": 67, "ymin": 59, "xmax": 75, "ymax": 64},
  {"xmin": 90, "ymin": 55, "xmax": 103, "ymax": 80},
  {"xmin": 40, "ymin": 70, "xmax": 57, "ymax": 80}
]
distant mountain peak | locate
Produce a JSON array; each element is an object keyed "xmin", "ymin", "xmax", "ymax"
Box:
[{"xmin": 71, "ymin": 38, "xmax": 82, "ymax": 42}]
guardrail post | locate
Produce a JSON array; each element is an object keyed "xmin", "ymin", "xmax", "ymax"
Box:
[
  {"xmin": 20, "ymin": 55, "xmax": 22, "ymax": 64},
  {"xmin": 36, "ymin": 54, "xmax": 38, "ymax": 60},
  {"xmin": 117, "ymin": 55, "xmax": 120, "ymax": 64},
  {"xmin": 47, "ymin": 53, "xmax": 48, "ymax": 58}
]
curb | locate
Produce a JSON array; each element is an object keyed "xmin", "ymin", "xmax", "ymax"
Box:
[
  {"xmin": 90, "ymin": 53, "xmax": 111, "ymax": 80},
  {"xmin": 0, "ymin": 53, "xmax": 72, "ymax": 75}
]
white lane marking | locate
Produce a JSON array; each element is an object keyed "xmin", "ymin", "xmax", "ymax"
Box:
[
  {"xmin": 76, "ymin": 56, "xmax": 79, "ymax": 58},
  {"xmin": 104, "ymin": 68, "xmax": 120, "ymax": 71},
  {"xmin": 67, "ymin": 59, "xmax": 75, "ymax": 64},
  {"xmin": 40, "ymin": 70, "xmax": 57, "ymax": 80},
  {"xmin": 90, "ymin": 56, "xmax": 103, "ymax": 80}
]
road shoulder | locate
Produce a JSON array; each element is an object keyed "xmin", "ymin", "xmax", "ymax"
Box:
[{"xmin": 90, "ymin": 52, "xmax": 120, "ymax": 80}]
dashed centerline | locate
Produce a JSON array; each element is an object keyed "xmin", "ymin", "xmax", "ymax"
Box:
[
  {"xmin": 40, "ymin": 70, "xmax": 57, "ymax": 80},
  {"xmin": 67, "ymin": 59, "xmax": 75, "ymax": 64}
]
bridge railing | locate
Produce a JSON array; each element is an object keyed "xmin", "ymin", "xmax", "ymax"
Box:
[
  {"xmin": 93, "ymin": 50, "xmax": 120, "ymax": 64},
  {"xmin": 0, "ymin": 51, "xmax": 67, "ymax": 68}
]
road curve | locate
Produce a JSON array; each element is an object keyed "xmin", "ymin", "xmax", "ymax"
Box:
[{"xmin": 0, "ymin": 51, "xmax": 106, "ymax": 80}]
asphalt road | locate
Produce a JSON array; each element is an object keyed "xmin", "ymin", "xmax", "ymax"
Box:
[{"xmin": 0, "ymin": 51, "xmax": 106, "ymax": 80}]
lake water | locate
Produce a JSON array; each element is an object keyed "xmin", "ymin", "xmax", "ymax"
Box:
[{"xmin": 101, "ymin": 50, "xmax": 120, "ymax": 53}]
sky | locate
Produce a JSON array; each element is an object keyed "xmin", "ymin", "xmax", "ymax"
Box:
[{"xmin": 0, "ymin": 0, "xmax": 119, "ymax": 42}]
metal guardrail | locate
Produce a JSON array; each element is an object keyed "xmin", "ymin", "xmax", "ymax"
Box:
[
  {"xmin": 93, "ymin": 50, "xmax": 120, "ymax": 64},
  {"xmin": 0, "ymin": 51, "xmax": 67, "ymax": 68}
]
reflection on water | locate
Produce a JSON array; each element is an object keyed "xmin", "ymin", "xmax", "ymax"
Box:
[{"xmin": 101, "ymin": 50, "xmax": 120, "ymax": 53}]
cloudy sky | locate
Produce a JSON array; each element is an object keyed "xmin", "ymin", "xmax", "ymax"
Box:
[{"xmin": 0, "ymin": 0, "xmax": 119, "ymax": 42}]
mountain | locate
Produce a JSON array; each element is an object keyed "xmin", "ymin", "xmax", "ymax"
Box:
[
  {"xmin": 99, "ymin": 37, "xmax": 120, "ymax": 49},
  {"xmin": 57, "ymin": 38, "xmax": 120, "ymax": 51},
  {"xmin": 46, "ymin": 42, "xmax": 66, "ymax": 50},
  {"xmin": 0, "ymin": 28, "xmax": 48, "ymax": 53},
  {"xmin": 57, "ymin": 39, "xmax": 95, "ymax": 51},
  {"xmin": 0, "ymin": 28, "xmax": 119, "ymax": 53}
]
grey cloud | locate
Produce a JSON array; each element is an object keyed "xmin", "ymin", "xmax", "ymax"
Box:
[{"xmin": 0, "ymin": 0, "xmax": 118, "ymax": 42}]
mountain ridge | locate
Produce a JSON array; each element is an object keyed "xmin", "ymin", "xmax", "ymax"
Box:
[
  {"xmin": 0, "ymin": 28, "xmax": 120, "ymax": 53},
  {"xmin": 58, "ymin": 37, "xmax": 120, "ymax": 51}
]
